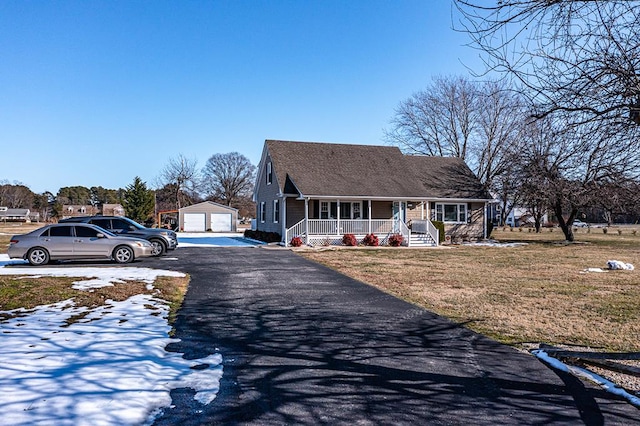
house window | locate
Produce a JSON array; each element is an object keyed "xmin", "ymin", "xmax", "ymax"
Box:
[
  {"xmin": 339, "ymin": 202, "xmax": 351, "ymax": 219},
  {"xmin": 320, "ymin": 201, "xmax": 329, "ymax": 219},
  {"xmin": 273, "ymin": 200, "xmax": 280, "ymax": 223},
  {"xmin": 353, "ymin": 203, "xmax": 361, "ymax": 219},
  {"xmin": 260, "ymin": 202, "xmax": 266, "ymax": 223},
  {"xmin": 79, "ymin": 206, "xmax": 86, "ymax": 214},
  {"xmin": 266, "ymin": 162, "xmax": 272, "ymax": 185},
  {"xmin": 435, "ymin": 203, "xmax": 468, "ymax": 223}
]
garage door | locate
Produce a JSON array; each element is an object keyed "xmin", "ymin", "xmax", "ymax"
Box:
[
  {"xmin": 183, "ymin": 213, "xmax": 206, "ymax": 232},
  {"xmin": 210, "ymin": 213, "xmax": 232, "ymax": 232}
]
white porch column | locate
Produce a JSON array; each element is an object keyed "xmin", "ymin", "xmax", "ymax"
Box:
[
  {"xmin": 336, "ymin": 200, "xmax": 340, "ymax": 235},
  {"xmin": 368, "ymin": 200, "xmax": 372, "ymax": 234},
  {"xmin": 281, "ymin": 196, "xmax": 287, "ymax": 241},
  {"xmin": 304, "ymin": 198, "xmax": 309, "ymax": 245},
  {"xmin": 483, "ymin": 201, "xmax": 488, "ymax": 239}
]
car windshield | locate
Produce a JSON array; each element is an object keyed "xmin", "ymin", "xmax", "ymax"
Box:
[{"xmin": 122, "ymin": 217, "xmax": 145, "ymax": 230}]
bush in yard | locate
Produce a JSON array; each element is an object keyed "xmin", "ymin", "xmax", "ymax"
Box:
[
  {"xmin": 290, "ymin": 236, "xmax": 303, "ymax": 247},
  {"xmin": 363, "ymin": 233, "xmax": 379, "ymax": 246},
  {"xmin": 431, "ymin": 220, "xmax": 445, "ymax": 242},
  {"xmin": 388, "ymin": 233, "xmax": 404, "ymax": 247},
  {"xmin": 342, "ymin": 233, "xmax": 357, "ymax": 246}
]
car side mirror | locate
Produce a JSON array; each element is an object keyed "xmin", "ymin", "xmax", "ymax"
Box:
[
  {"xmin": 96, "ymin": 233, "xmax": 105, "ymax": 238},
  {"xmin": 129, "ymin": 225, "xmax": 136, "ymax": 231}
]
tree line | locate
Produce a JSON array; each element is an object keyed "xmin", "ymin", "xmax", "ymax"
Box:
[
  {"xmin": 386, "ymin": 1, "xmax": 640, "ymax": 242},
  {"xmin": 0, "ymin": 152, "xmax": 256, "ymax": 225}
]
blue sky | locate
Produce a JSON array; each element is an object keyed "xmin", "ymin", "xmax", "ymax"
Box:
[{"xmin": 1, "ymin": 1, "xmax": 482, "ymax": 194}]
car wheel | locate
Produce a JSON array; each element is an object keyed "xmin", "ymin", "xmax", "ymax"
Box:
[
  {"xmin": 113, "ymin": 245, "xmax": 134, "ymax": 264},
  {"xmin": 27, "ymin": 247, "xmax": 50, "ymax": 266},
  {"xmin": 149, "ymin": 239, "xmax": 166, "ymax": 256}
]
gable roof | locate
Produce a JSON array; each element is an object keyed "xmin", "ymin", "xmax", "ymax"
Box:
[
  {"xmin": 179, "ymin": 201, "xmax": 238, "ymax": 212},
  {"xmin": 264, "ymin": 140, "xmax": 492, "ymax": 201},
  {"xmin": 266, "ymin": 140, "xmax": 427, "ymax": 198}
]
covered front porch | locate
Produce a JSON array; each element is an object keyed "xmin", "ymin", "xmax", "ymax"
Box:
[{"xmin": 284, "ymin": 198, "xmax": 439, "ymax": 247}]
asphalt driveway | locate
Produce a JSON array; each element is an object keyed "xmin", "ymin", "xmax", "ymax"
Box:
[{"xmin": 150, "ymin": 247, "xmax": 639, "ymax": 425}]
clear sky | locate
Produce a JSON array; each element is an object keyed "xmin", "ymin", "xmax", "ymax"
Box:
[{"xmin": 1, "ymin": 0, "xmax": 482, "ymax": 194}]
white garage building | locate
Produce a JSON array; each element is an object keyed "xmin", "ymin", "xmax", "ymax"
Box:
[{"xmin": 179, "ymin": 201, "xmax": 238, "ymax": 233}]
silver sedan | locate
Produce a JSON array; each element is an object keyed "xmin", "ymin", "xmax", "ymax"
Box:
[{"xmin": 8, "ymin": 223, "xmax": 154, "ymax": 266}]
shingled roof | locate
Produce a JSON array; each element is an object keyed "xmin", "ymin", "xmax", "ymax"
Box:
[
  {"xmin": 403, "ymin": 155, "xmax": 492, "ymax": 200},
  {"xmin": 264, "ymin": 140, "xmax": 491, "ymax": 200}
]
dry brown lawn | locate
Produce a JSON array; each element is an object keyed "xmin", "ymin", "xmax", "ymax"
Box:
[{"xmin": 299, "ymin": 227, "xmax": 640, "ymax": 352}]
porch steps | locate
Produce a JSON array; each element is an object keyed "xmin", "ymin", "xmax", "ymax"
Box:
[{"xmin": 409, "ymin": 233, "xmax": 437, "ymax": 247}]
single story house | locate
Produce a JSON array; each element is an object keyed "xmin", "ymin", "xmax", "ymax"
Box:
[
  {"xmin": 0, "ymin": 207, "xmax": 33, "ymax": 222},
  {"xmin": 61, "ymin": 204, "xmax": 125, "ymax": 219},
  {"xmin": 179, "ymin": 201, "xmax": 238, "ymax": 232},
  {"xmin": 253, "ymin": 140, "xmax": 492, "ymax": 247}
]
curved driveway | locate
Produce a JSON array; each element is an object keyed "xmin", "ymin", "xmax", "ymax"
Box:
[{"xmin": 151, "ymin": 247, "xmax": 639, "ymax": 425}]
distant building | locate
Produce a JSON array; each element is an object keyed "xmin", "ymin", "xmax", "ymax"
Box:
[
  {"xmin": 0, "ymin": 207, "xmax": 33, "ymax": 222},
  {"xmin": 61, "ymin": 204, "xmax": 125, "ymax": 219}
]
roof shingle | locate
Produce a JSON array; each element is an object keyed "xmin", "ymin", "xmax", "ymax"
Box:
[{"xmin": 264, "ymin": 140, "xmax": 491, "ymax": 200}]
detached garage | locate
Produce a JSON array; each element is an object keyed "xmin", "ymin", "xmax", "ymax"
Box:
[{"xmin": 179, "ymin": 201, "xmax": 238, "ymax": 232}]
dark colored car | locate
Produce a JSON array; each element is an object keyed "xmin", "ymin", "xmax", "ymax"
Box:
[
  {"xmin": 59, "ymin": 216, "xmax": 178, "ymax": 256},
  {"xmin": 8, "ymin": 223, "xmax": 154, "ymax": 265}
]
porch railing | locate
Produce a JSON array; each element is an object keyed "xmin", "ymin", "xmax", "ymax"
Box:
[
  {"xmin": 286, "ymin": 218, "xmax": 439, "ymax": 246},
  {"xmin": 411, "ymin": 219, "xmax": 440, "ymax": 246},
  {"xmin": 286, "ymin": 219, "xmax": 412, "ymax": 246},
  {"xmin": 304, "ymin": 219, "xmax": 404, "ymax": 236}
]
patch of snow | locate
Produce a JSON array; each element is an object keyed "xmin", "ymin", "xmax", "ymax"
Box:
[
  {"xmin": 0, "ymin": 295, "xmax": 223, "ymax": 425},
  {"xmin": 463, "ymin": 240, "xmax": 528, "ymax": 248},
  {"xmin": 0, "ymin": 253, "xmax": 222, "ymax": 424},
  {"xmin": 581, "ymin": 268, "xmax": 607, "ymax": 274},
  {"xmin": 0, "ymin": 256, "xmax": 185, "ymax": 290}
]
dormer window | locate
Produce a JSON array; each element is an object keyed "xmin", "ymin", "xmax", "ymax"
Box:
[
  {"xmin": 266, "ymin": 161, "xmax": 273, "ymax": 185},
  {"xmin": 79, "ymin": 207, "xmax": 86, "ymax": 214},
  {"xmin": 67, "ymin": 207, "xmax": 74, "ymax": 213}
]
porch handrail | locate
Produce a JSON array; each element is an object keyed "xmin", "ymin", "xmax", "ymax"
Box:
[
  {"xmin": 397, "ymin": 220, "xmax": 411, "ymax": 246},
  {"xmin": 285, "ymin": 219, "xmax": 306, "ymax": 245},
  {"xmin": 411, "ymin": 219, "xmax": 439, "ymax": 246}
]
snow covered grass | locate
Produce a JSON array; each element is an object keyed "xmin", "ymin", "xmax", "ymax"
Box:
[
  {"xmin": 301, "ymin": 234, "xmax": 640, "ymax": 352},
  {"xmin": 0, "ymin": 254, "xmax": 222, "ymax": 425}
]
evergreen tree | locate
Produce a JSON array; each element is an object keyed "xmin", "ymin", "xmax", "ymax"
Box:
[{"xmin": 122, "ymin": 177, "xmax": 155, "ymax": 224}]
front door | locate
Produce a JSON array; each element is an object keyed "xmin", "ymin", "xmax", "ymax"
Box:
[
  {"xmin": 393, "ymin": 201, "xmax": 406, "ymax": 232},
  {"xmin": 393, "ymin": 201, "xmax": 406, "ymax": 222}
]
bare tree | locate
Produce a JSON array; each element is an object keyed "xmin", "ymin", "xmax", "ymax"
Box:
[
  {"xmin": 386, "ymin": 76, "xmax": 526, "ymax": 191},
  {"xmin": 512, "ymin": 115, "xmax": 640, "ymax": 241},
  {"xmin": 201, "ymin": 152, "xmax": 256, "ymax": 207},
  {"xmin": 158, "ymin": 154, "xmax": 200, "ymax": 210},
  {"xmin": 455, "ymin": 0, "xmax": 640, "ymax": 127},
  {"xmin": 386, "ymin": 75, "xmax": 478, "ymax": 159}
]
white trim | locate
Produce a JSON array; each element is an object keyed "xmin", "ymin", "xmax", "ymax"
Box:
[
  {"xmin": 273, "ymin": 199, "xmax": 279, "ymax": 223},
  {"xmin": 297, "ymin": 195, "xmax": 492, "ymax": 203},
  {"xmin": 304, "ymin": 198, "xmax": 309, "ymax": 245},
  {"xmin": 434, "ymin": 202, "xmax": 468, "ymax": 224},
  {"xmin": 260, "ymin": 202, "xmax": 266, "ymax": 223}
]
